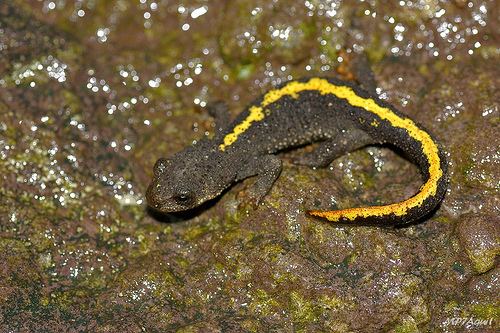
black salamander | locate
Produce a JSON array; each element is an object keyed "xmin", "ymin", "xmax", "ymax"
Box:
[{"xmin": 146, "ymin": 77, "xmax": 447, "ymax": 225}]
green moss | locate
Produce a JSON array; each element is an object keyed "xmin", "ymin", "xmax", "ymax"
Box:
[
  {"xmin": 310, "ymin": 223, "xmax": 325, "ymax": 243},
  {"xmin": 444, "ymin": 300, "xmax": 459, "ymax": 313},
  {"xmin": 409, "ymin": 297, "xmax": 430, "ymax": 325},
  {"xmin": 319, "ymin": 28, "xmax": 342, "ymax": 63},
  {"xmin": 39, "ymin": 295, "xmax": 50, "ymax": 307},
  {"xmin": 144, "ymin": 84, "xmax": 181, "ymax": 105},
  {"xmin": 223, "ymin": 208, "xmax": 247, "ymax": 227},
  {"xmin": 49, "ymin": 287, "xmax": 95, "ymax": 312},
  {"xmin": 392, "ymin": 316, "xmax": 419, "ymax": 333},
  {"xmin": 240, "ymin": 318, "xmax": 261, "ymax": 333},
  {"xmin": 176, "ymin": 257, "xmax": 190, "ymax": 270},
  {"xmin": 470, "ymin": 303, "xmax": 500, "ymax": 321},
  {"xmin": 176, "ymin": 324, "xmax": 202, "ymax": 333},
  {"xmin": 366, "ymin": 34, "xmax": 388, "ymax": 64},
  {"xmin": 183, "ymin": 218, "xmax": 220, "ymax": 241},
  {"xmin": 298, "ymin": 20, "xmax": 317, "ymax": 41},
  {"xmin": 0, "ymin": 238, "xmax": 34, "ymax": 271},
  {"xmin": 152, "ymin": 270, "xmax": 179, "ymax": 296},
  {"xmin": 134, "ymin": 233, "xmax": 152, "ymax": 255},
  {"xmin": 290, "ymin": 291, "xmax": 316, "ymax": 325},
  {"xmin": 235, "ymin": 63, "xmax": 255, "ymax": 80},
  {"xmin": 29, "ymin": 229, "xmax": 57, "ymax": 253},
  {"xmin": 324, "ymin": 321, "xmax": 351, "ymax": 333},
  {"xmin": 273, "ymin": 271, "xmax": 298, "ymax": 285},
  {"xmin": 318, "ymin": 294, "xmax": 351, "ymax": 311},
  {"xmin": 77, "ymin": 272, "xmax": 110, "ymax": 292},
  {"xmin": 37, "ymin": 252, "xmax": 54, "ymax": 270},
  {"xmin": 263, "ymin": 243, "xmax": 284, "ymax": 262},
  {"xmin": 465, "ymin": 247, "xmax": 498, "ymax": 274},
  {"xmin": 235, "ymin": 263, "xmax": 251, "ymax": 280},
  {"xmin": 433, "ymin": 215, "xmax": 451, "ymax": 224},
  {"xmin": 249, "ymin": 289, "xmax": 279, "ymax": 317},
  {"xmin": 402, "ymin": 275, "xmax": 421, "ymax": 295}
]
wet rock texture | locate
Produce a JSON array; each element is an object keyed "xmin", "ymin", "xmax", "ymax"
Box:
[{"xmin": 0, "ymin": 1, "xmax": 498, "ymax": 332}]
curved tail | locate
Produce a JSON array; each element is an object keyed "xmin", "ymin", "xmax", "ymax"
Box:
[{"xmin": 303, "ymin": 78, "xmax": 448, "ymax": 225}]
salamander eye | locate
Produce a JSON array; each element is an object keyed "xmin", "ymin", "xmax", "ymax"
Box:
[
  {"xmin": 153, "ymin": 158, "xmax": 170, "ymax": 175},
  {"xmin": 173, "ymin": 191, "xmax": 194, "ymax": 205}
]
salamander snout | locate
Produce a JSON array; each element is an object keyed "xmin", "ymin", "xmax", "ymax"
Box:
[
  {"xmin": 145, "ymin": 181, "xmax": 164, "ymax": 210},
  {"xmin": 146, "ymin": 157, "xmax": 172, "ymax": 211}
]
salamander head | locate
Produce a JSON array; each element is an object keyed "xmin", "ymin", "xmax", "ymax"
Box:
[{"xmin": 146, "ymin": 144, "xmax": 233, "ymax": 213}]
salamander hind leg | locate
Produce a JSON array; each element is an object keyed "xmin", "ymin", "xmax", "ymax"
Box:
[
  {"xmin": 292, "ymin": 129, "xmax": 374, "ymax": 168},
  {"xmin": 236, "ymin": 155, "xmax": 282, "ymax": 205}
]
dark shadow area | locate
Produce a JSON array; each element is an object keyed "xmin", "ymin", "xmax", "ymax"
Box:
[{"xmin": 145, "ymin": 187, "xmax": 230, "ymax": 223}]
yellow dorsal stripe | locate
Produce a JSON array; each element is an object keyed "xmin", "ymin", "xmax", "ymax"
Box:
[
  {"xmin": 219, "ymin": 106, "xmax": 265, "ymax": 151},
  {"xmin": 220, "ymin": 78, "xmax": 443, "ymax": 221}
]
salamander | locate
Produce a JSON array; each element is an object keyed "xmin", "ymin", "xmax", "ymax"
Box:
[{"xmin": 146, "ymin": 77, "xmax": 448, "ymax": 225}]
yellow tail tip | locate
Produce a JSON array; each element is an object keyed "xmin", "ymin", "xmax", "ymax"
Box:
[{"xmin": 306, "ymin": 210, "xmax": 342, "ymax": 222}]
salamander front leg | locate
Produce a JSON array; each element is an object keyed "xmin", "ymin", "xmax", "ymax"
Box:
[
  {"xmin": 351, "ymin": 54, "xmax": 378, "ymax": 94},
  {"xmin": 206, "ymin": 101, "xmax": 231, "ymax": 134},
  {"xmin": 293, "ymin": 129, "xmax": 373, "ymax": 168},
  {"xmin": 236, "ymin": 155, "xmax": 282, "ymax": 205}
]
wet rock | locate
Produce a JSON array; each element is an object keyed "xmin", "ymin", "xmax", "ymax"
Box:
[
  {"xmin": 457, "ymin": 214, "xmax": 499, "ymax": 274},
  {"xmin": 1, "ymin": 0, "xmax": 499, "ymax": 331},
  {"xmin": 466, "ymin": 267, "xmax": 500, "ymax": 329},
  {"xmin": 0, "ymin": 2, "xmax": 66, "ymax": 76}
]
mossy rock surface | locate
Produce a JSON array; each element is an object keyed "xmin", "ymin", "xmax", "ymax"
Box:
[{"xmin": 0, "ymin": 1, "xmax": 498, "ymax": 331}]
